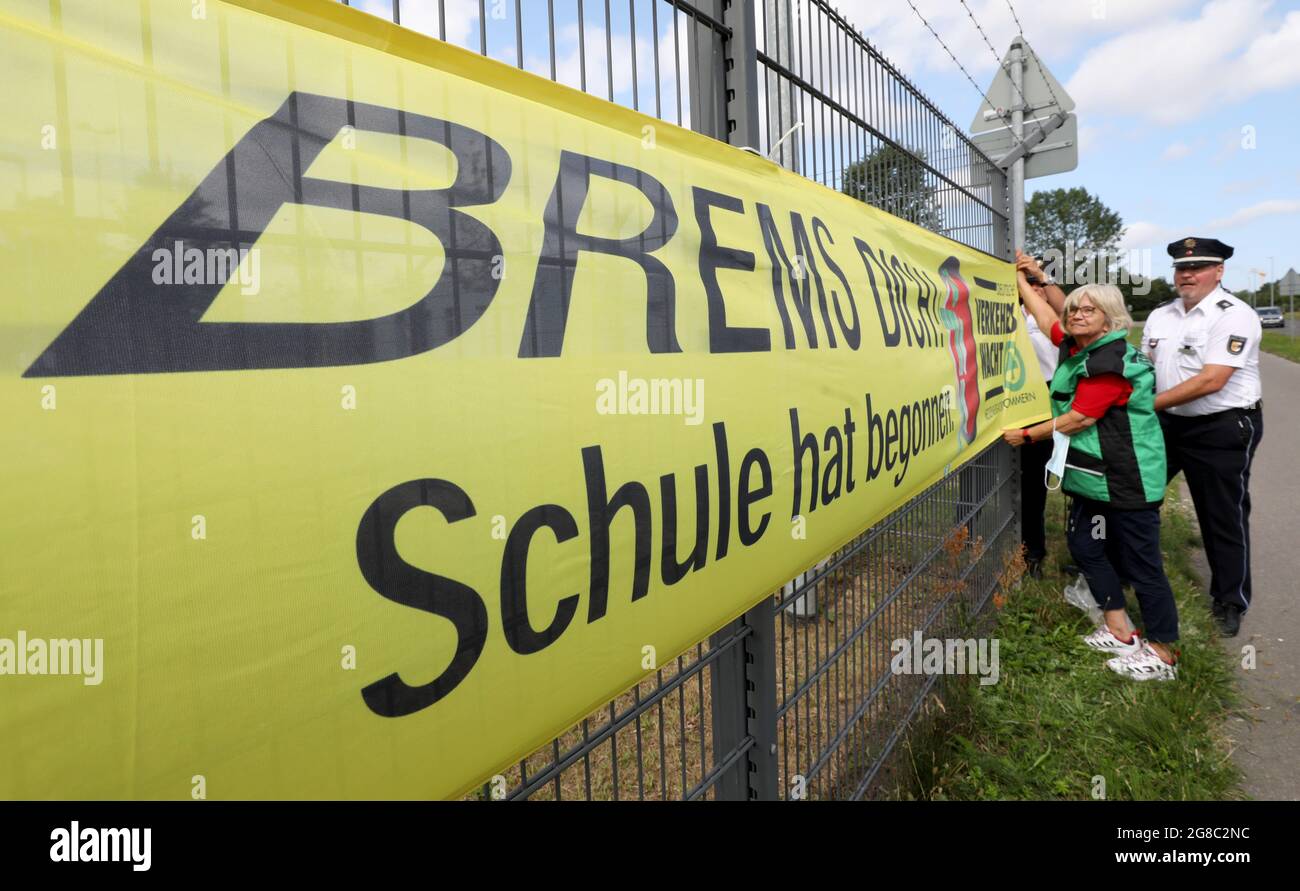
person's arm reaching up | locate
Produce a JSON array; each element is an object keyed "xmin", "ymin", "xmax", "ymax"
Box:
[{"xmin": 1017, "ymin": 266, "xmax": 1059, "ymax": 337}]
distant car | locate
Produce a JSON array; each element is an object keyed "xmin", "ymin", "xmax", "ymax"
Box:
[{"xmin": 1256, "ymin": 306, "xmax": 1285, "ymax": 328}]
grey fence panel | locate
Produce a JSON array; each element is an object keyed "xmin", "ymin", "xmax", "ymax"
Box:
[
  {"xmin": 343, "ymin": 0, "xmax": 1017, "ymax": 800},
  {"xmin": 753, "ymin": 0, "xmax": 1009, "ymax": 256}
]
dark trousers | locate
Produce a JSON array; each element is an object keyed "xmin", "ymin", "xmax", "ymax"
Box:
[
  {"xmin": 1161, "ymin": 408, "xmax": 1263, "ymax": 612},
  {"xmin": 1066, "ymin": 497, "xmax": 1179, "ymax": 643},
  {"xmin": 1020, "ymin": 438, "xmax": 1054, "ymax": 560}
]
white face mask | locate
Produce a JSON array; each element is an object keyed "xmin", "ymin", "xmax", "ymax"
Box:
[{"xmin": 1045, "ymin": 418, "xmax": 1068, "ymax": 491}]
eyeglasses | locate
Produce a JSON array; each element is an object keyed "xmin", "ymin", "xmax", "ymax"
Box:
[{"xmin": 1067, "ymin": 306, "xmax": 1099, "ymax": 318}]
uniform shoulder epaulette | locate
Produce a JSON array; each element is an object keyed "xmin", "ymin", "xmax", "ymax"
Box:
[
  {"xmin": 1216, "ymin": 299, "xmax": 1233, "ymax": 310},
  {"xmin": 1155, "ymin": 297, "xmax": 1176, "ymax": 308}
]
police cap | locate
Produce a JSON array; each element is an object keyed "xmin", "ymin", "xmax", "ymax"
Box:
[{"xmin": 1167, "ymin": 236, "xmax": 1234, "ymax": 267}]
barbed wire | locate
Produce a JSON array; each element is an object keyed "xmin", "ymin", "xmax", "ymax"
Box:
[
  {"xmin": 1005, "ymin": 0, "xmax": 1066, "ymax": 113},
  {"xmin": 959, "ymin": 0, "xmax": 1037, "ymax": 124},
  {"xmin": 902, "ymin": 0, "xmax": 1017, "ymax": 138},
  {"xmin": 958, "ymin": 0, "xmax": 1063, "ymax": 152}
]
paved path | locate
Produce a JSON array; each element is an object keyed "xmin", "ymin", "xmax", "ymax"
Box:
[{"xmin": 1189, "ymin": 351, "xmax": 1300, "ymax": 800}]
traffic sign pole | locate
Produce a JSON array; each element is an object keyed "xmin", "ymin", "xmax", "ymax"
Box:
[
  {"xmin": 1010, "ymin": 39, "xmax": 1025, "ymax": 250},
  {"xmin": 1279, "ymin": 268, "xmax": 1300, "ymax": 337},
  {"xmin": 969, "ymin": 37, "xmax": 1076, "ymax": 250}
]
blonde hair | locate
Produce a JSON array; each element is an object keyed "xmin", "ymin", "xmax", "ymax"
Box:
[{"xmin": 1062, "ymin": 283, "xmax": 1132, "ymax": 333}]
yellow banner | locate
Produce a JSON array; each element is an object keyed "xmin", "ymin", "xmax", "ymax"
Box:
[{"xmin": 0, "ymin": 0, "xmax": 1047, "ymax": 799}]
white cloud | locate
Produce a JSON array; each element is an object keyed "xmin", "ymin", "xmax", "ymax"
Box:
[
  {"xmin": 1076, "ymin": 122, "xmax": 1103, "ymax": 154},
  {"xmin": 1220, "ymin": 175, "xmax": 1271, "ymax": 196},
  {"xmin": 1125, "ymin": 198, "xmax": 1300, "ymax": 256},
  {"xmin": 1120, "ymin": 220, "xmax": 1179, "ymax": 252},
  {"xmin": 526, "ymin": 17, "xmax": 692, "ymax": 126},
  {"xmin": 353, "ymin": 0, "xmax": 479, "ymax": 48},
  {"xmin": 1206, "ymin": 198, "xmax": 1300, "ymax": 229},
  {"xmin": 831, "ymin": 0, "xmax": 1196, "ymax": 81},
  {"xmin": 1066, "ymin": 0, "xmax": 1300, "ymax": 125},
  {"xmin": 1160, "ymin": 141, "xmax": 1192, "ymax": 161},
  {"xmin": 1236, "ymin": 8, "xmax": 1300, "ymax": 92}
]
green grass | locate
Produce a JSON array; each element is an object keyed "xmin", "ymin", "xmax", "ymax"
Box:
[
  {"xmin": 895, "ymin": 488, "xmax": 1243, "ymax": 801},
  {"xmin": 1260, "ymin": 331, "xmax": 1300, "ymax": 363}
]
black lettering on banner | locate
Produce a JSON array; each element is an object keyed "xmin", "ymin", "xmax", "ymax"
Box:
[
  {"xmin": 757, "ymin": 204, "xmax": 827, "ymax": 349},
  {"xmin": 27, "ymin": 92, "xmax": 512, "ymax": 376},
  {"xmin": 821, "ymin": 424, "xmax": 843, "ymax": 505},
  {"xmin": 812, "ymin": 217, "xmax": 861, "ymax": 349},
  {"xmin": 865, "ymin": 393, "xmax": 884, "ymax": 481},
  {"xmin": 791, "ymin": 214, "xmax": 837, "ymax": 348},
  {"xmin": 885, "ymin": 408, "xmax": 899, "ymax": 472},
  {"xmin": 790, "ymin": 407, "xmax": 820, "ymax": 516},
  {"xmin": 889, "ymin": 256, "xmax": 920, "ymax": 348},
  {"xmin": 660, "ymin": 465, "xmax": 710, "ymax": 585},
  {"xmin": 712, "ymin": 421, "xmax": 732, "ymax": 562},
  {"xmin": 519, "ymin": 151, "xmax": 681, "ymax": 357},
  {"xmin": 356, "ymin": 479, "xmax": 489, "ymax": 718},
  {"xmin": 842, "ymin": 407, "xmax": 857, "ymax": 494},
  {"xmin": 896, "ymin": 401, "xmax": 911, "ymax": 486},
  {"xmin": 737, "ymin": 449, "xmax": 773, "ymax": 546},
  {"xmin": 692, "ymin": 188, "xmax": 770, "ymax": 353},
  {"xmin": 500, "ymin": 505, "xmax": 581, "ymax": 654},
  {"xmin": 854, "ymin": 237, "xmax": 900, "ymax": 348},
  {"xmin": 583, "ymin": 445, "xmax": 653, "ymax": 622},
  {"xmin": 899, "ymin": 263, "xmax": 932, "ymax": 348}
]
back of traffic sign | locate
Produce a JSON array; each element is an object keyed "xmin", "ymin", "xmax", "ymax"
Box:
[
  {"xmin": 970, "ymin": 37, "xmax": 1075, "ymax": 135},
  {"xmin": 1280, "ymin": 268, "xmax": 1300, "ymax": 297}
]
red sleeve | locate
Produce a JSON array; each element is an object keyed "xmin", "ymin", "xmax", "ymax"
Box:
[
  {"xmin": 1071, "ymin": 373, "xmax": 1133, "ymax": 419},
  {"xmin": 1049, "ymin": 320, "xmax": 1066, "ymax": 346}
]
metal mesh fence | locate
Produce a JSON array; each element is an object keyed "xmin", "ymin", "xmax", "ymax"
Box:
[
  {"xmin": 340, "ymin": 0, "xmax": 1017, "ymax": 800},
  {"xmin": 754, "ymin": 0, "xmax": 1008, "ymax": 255}
]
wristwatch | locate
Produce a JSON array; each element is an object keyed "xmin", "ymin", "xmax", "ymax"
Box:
[{"xmin": 1021, "ymin": 427, "xmax": 1032, "ymax": 445}]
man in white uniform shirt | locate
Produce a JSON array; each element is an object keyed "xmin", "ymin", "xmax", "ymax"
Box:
[{"xmin": 1142, "ymin": 237, "xmax": 1263, "ymax": 637}]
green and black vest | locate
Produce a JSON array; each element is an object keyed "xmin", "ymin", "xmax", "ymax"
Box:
[{"xmin": 1048, "ymin": 330, "xmax": 1166, "ymax": 509}]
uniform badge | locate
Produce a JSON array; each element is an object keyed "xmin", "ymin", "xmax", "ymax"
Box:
[
  {"xmin": 1183, "ymin": 238, "xmax": 1196, "ymax": 249},
  {"xmin": 1217, "ymin": 299, "xmax": 1233, "ymax": 310},
  {"xmin": 1228, "ymin": 335, "xmax": 1247, "ymax": 356}
]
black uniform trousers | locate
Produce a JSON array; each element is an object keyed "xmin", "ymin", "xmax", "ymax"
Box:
[
  {"xmin": 1019, "ymin": 438, "xmax": 1054, "ymax": 561},
  {"xmin": 1160, "ymin": 406, "xmax": 1263, "ymax": 612}
]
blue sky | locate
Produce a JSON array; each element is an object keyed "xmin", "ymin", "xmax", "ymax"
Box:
[
  {"xmin": 350, "ymin": 0, "xmax": 1300, "ymax": 294},
  {"xmin": 864, "ymin": 0, "xmax": 1300, "ymax": 295}
]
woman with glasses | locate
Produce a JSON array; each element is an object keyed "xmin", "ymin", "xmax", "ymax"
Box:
[{"xmin": 1003, "ymin": 277, "xmax": 1179, "ymax": 681}]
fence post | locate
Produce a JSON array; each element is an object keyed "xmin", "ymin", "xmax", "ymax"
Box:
[
  {"xmin": 1006, "ymin": 441, "xmax": 1021, "ymax": 571},
  {"xmin": 702, "ymin": 0, "xmax": 779, "ymax": 802},
  {"xmin": 686, "ymin": 0, "xmax": 727, "ymax": 140},
  {"xmin": 990, "ymin": 166, "xmax": 1012, "ymax": 261}
]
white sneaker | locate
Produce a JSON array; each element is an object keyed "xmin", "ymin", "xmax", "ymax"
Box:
[
  {"xmin": 1106, "ymin": 642, "xmax": 1177, "ymax": 682},
  {"xmin": 1082, "ymin": 626, "xmax": 1141, "ymax": 656},
  {"xmin": 1064, "ymin": 574, "xmax": 1105, "ymax": 627}
]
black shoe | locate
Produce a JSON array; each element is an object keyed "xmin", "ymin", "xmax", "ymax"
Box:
[
  {"xmin": 1025, "ymin": 556, "xmax": 1044, "ymax": 579},
  {"xmin": 1214, "ymin": 603, "xmax": 1243, "ymax": 637}
]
